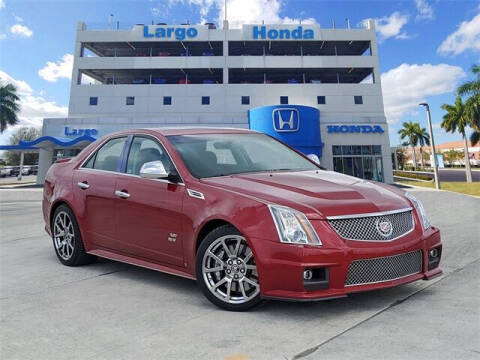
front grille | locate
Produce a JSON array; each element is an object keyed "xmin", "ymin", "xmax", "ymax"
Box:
[
  {"xmin": 345, "ymin": 250, "xmax": 423, "ymax": 286},
  {"xmin": 327, "ymin": 208, "xmax": 414, "ymax": 241}
]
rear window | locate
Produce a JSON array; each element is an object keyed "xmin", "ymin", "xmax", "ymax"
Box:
[{"xmin": 83, "ymin": 137, "xmax": 127, "ymax": 172}]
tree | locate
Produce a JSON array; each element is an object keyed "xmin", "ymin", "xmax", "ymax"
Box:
[
  {"xmin": 457, "ymin": 64, "xmax": 480, "ymax": 145},
  {"xmin": 398, "ymin": 122, "xmax": 419, "ymax": 170},
  {"xmin": 415, "ymin": 125, "xmax": 430, "ymax": 169},
  {"xmin": 441, "ymin": 97, "xmax": 473, "ymax": 182},
  {"xmin": 5, "ymin": 127, "xmax": 41, "ymax": 166},
  {"xmin": 443, "ymin": 149, "xmax": 462, "ymax": 166},
  {"xmin": 0, "ymin": 83, "xmax": 20, "ymax": 133}
]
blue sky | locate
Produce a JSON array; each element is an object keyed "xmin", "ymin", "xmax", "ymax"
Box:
[{"xmin": 0, "ymin": 0, "xmax": 479, "ymax": 146}]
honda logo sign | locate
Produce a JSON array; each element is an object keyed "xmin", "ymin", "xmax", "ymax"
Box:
[{"xmin": 272, "ymin": 108, "xmax": 300, "ymax": 132}]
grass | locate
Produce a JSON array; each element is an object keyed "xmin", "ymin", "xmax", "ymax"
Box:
[{"xmin": 398, "ymin": 181, "xmax": 480, "ymax": 197}]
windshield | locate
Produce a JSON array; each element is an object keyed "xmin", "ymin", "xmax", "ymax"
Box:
[{"xmin": 167, "ymin": 133, "xmax": 319, "ymax": 178}]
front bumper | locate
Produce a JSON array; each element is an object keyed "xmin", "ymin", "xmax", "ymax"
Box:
[{"xmin": 252, "ymin": 225, "xmax": 442, "ymax": 301}]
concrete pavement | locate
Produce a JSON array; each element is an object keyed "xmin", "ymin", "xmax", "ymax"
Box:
[{"xmin": 0, "ymin": 188, "xmax": 478, "ymax": 359}]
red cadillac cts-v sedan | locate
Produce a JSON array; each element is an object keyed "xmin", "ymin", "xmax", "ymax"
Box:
[{"xmin": 43, "ymin": 128, "xmax": 442, "ymax": 311}]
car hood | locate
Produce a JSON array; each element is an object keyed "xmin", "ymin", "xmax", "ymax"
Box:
[{"xmin": 202, "ymin": 170, "xmax": 411, "ymax": 219}]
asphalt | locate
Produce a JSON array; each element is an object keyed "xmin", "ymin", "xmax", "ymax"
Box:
[
  {"xmin": 0, "ymin": 188, "xmax": 479, "ymax": 360},
  {"xmin": 438, "ymin": 169, "xmax": 480, "ymax": 182}
]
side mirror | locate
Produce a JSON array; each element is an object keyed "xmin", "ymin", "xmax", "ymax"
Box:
[
  {"xmin": 307, "ymin": 154, "xmax": 320, "ymax": 165},
  {"xmin": 139, "ymin": 160, "xmax": 169, "ymax": 179}
]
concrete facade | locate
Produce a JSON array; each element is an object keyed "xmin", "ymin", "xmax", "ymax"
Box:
[{"xmin": 38, "ymin": 19, "xmax": 392, "ymax": 184}]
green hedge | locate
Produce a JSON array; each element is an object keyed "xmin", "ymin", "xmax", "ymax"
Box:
[{"xmin": 393, "ymin": 171, "xmax": 433, "ymax": 181}]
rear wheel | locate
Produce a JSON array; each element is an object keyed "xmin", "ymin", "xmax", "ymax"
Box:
[
  {"xmin": 196, "ymin": 225, "xmax": 262, "ymax": 311},
  {"xmin": 52, "ymin": 205, "xmax": 97, "ymax": 266}
]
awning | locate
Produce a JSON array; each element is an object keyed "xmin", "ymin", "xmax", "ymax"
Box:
[{"xmin": 0, "ymin": 134, "xmax": 96, "ymax": 151}]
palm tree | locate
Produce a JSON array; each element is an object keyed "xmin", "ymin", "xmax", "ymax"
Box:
[
  {"xmin": 398, "ymin": 121, "xmax": 419, "ymax": 170},
  {"xmin": 0, "ymin": 83, "xmax": 20, "ymax": 133},
  {"xmin": 441, "ymin": 97, "xmax": 473, "ymax": 182},
  {"xmin": 457, "ymin": 65, "xmax": 480, "ymax": 145},
  {"xmin": 415, "ymin": 125, "xmax": 430, "ymax": 169}
]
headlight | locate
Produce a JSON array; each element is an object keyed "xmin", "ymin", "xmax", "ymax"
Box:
[
  {"xmin": 405, "ymin": 192, "xmax": 431, "ymax": 231},
  {"xmin": 268, "ymin": 205, "xmax": 322, "ymax": 245}
]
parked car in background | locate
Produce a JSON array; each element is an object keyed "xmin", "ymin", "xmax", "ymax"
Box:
[
  {"xmin": 0, "ymin": 168, "xmax": 8, "ymax": 177},
  {"xmin": 10, "ymin": 166, "xmax": 20, "ymax": 177},
  {"xmin": 43, "ymin": 128, "xmax": 442, "ymax": 311},
  {"xmin": 29, "ymin": 165, "xmax": 39, "ymax": 175}
]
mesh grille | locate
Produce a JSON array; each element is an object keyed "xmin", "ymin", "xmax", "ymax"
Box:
[
  {"xmin": 345, "ymin": 250, "xmax": 423, "ymax": 286},
  {"xmin": 327, "ymin": 210, "xmax": 414, "ymax": 241}
]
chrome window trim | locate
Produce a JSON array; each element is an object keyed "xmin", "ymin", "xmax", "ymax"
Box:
[
  {"xmin": 77, "ymin": 132, "xmax": 185, "ymax": 186},
  {"xmin": 326, "ymin": 207, "xmax": 413, "ymax": 220}
]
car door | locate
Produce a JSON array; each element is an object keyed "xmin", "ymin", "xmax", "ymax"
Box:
[
  {"xmin": 73, "ymin": 136, "xmax": 128, "ymax": 251},
  {"xmin": 114, "ymin": 135, "xmax": 185, "ymax": 267}
]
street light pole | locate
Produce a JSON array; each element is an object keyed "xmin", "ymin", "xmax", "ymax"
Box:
[{"xmin": 419, "ymin": 102, "xmax": 441, "ymax": 190}]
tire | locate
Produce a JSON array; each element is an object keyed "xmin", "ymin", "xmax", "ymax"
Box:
[
  {"xmin": 196, "ymin": 225, "xmax": 262, "ymax": 311},
  {"xmin": 51, "ymin": 204, "xmax": 97, "ymax": 266}
]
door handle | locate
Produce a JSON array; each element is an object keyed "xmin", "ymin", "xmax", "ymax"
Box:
[
  {"xmin": 115, "ymin": 190, "xmax": 130, "ymax": 199},
  {"xmin": 77, "ymin": 181, "xmax": 89, "ymax": 190}
]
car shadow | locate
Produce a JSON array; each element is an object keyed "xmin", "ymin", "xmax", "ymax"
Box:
[{"xmin": 93, "ymin": 258, "xmax": 427, "ymax": 317}]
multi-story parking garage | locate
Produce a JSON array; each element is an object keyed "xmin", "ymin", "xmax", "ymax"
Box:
[{"xmin": 36, "ymin": 19, "xmax": 392, "ymax": 183}]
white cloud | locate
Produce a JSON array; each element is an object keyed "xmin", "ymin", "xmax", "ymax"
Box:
[
  {"xmin": 10, "ymin": 24, "xmax": 33, "ymax": 38},
  {"xmin": 0, "ymin": 0, "xmax": 4, "ymax": 9},
  {"xmin": 151, "ymin": 7, "xmax": 161, "ymax": 16},
  {"xmin": 38, "ymin": 54, "xmax": 73, "ymax": 82},
  {"xmin": 381, "ymin": 63, "xmax": 465, "ymax": 123},
  {"xmin": 168, "ymin": 0, "xmax": 316, "ymax": 28},
  {"xmin": 364, "ymin": 12, "xmax": 410, "ymax": 41},
  {"xmin": 438, "ymin": 13, "xmax": 480, "ymax": 56},
  {"xmin": 0, "ymin": 70, "xmax": 67, "ymax": 144},
  {"xmin": 414, "ymin": 0, "xmax": 434, "ymax": 21}
]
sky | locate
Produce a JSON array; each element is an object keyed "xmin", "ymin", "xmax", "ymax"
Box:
[{"xmin": 0, "ymin": 0, "xmax": 479, "ymax": 147}]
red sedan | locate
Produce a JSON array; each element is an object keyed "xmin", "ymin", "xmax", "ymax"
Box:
[{"xmin": 43, "ymin": 128, "xmax": 442, "ymax": 311}]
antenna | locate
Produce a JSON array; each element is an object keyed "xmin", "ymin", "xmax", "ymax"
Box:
[
  {"xmin": 224, "ymin": 0, "xmax": 227, "ymax": 21},
  {"xmin": 109, "ymin": 14, "xmax": 114, "ymax": 29},
  {"xmin": 346, "ymin": 18, "xmax": 351, "ymax": 29}
]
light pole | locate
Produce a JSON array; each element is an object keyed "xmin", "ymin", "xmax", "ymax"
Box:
[{"xmin": 419, "ymin": 102, "xmax": 441, "ymax": 190}]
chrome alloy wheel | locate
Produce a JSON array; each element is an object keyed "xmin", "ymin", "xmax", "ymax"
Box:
[
  {"xmin": 53, "ymin": 211, "xmax": 75, "ymax": 261},
  {"xmin": 202, "ymin": 235, "xmax": 260, "ymax": 304}
]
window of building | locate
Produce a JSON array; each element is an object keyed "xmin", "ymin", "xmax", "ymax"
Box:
[
  {"xmin": 89, "ymin": 97, "xmax": 98, "ymax": 106},
  {"xmin": 163, "ymin": 96, "xmax": 172, "ymax": 105},
  {"xmin": 280, "ymin": 96, "xmax": 288, "ymax": 105},
  {"xmin": 354, "ymin": 96, "xmax": 363, "ymax": 105},
  {"xmin": 241, "ymin": 96, "xmax": 250, "ymax": 105},
  {"xmin": 84, "ymin": 137, "xmax": 127, "ymax": 172},
  {"xmin": 202, "ymin": 96, "xmax": 210, "ymax": 105},
  {"xmin": 317, "ymin": 96, "xmax": 326, "ymax": 105},
  {"xmin": 126, "ymin": 96, "xmax": 135, "ymax": 106},
  {"xmin": 332, "ymin": 144, "xmax": 384, "ymax": 182}
]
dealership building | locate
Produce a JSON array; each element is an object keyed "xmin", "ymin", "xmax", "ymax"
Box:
[{"xmin": 35, "ymin": 19, "xmax": 393, "ymax": 183}]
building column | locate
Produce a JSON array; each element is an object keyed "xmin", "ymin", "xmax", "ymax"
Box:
[{"xmin": 37, "ymin": 148, "xmax": 53, "ymax": 185}]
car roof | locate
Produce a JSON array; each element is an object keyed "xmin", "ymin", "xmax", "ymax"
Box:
[{"xmin": 107, "ymin": 127, "xmax": 258, "ymax": 137}]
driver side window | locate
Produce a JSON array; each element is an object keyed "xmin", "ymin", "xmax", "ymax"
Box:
[{"xmin": 126, "ymin": 136, "xmax": 175, "ymax": 176}]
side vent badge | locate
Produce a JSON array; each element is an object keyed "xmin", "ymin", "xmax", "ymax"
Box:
[
  {"xmin": 168, "ymin": 233, "xmax": 178, "ymax": 242},
  {"xmin": 187, "ymin": 189, "xmax": 205, "ymax": 200}
]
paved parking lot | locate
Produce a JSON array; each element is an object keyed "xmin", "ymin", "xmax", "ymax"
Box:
[{"xmin": 0, "ymin": 188, "xmax": 479, "ymax": 359}]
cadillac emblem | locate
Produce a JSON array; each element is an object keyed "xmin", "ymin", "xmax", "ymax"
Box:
[{"xmin": 375, "ymin": 218, "xmax": 393, "ymax": 237}]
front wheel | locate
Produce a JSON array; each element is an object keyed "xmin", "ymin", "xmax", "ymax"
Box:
[{"xmin": 196, "ymin": 225, "xmax": 262, "ymax": 311}]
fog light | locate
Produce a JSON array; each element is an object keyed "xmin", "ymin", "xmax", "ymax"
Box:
[
  {"xmin": 429, "ymin": 248, "xmax": 439, "ymax": 258},
  {"xmin": 303, "ymin": 270, "xmax": 313, "ymax": 280}
]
